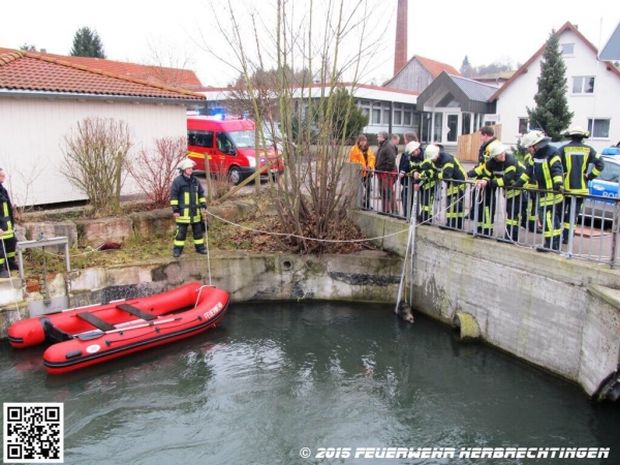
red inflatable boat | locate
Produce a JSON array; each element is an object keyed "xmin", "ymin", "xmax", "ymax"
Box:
[{"xmin": 7, "ymin": 282, "xmax": 229, "ymax": 375}]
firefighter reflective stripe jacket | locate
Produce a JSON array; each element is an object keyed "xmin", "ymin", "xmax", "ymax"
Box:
[
  {"xmin": 558, "ymin": 141, "xmax": 604, "ymax": 194},
  {"xmin": 170, "ymin": 174, "xmax": 206, "ymax": 224},
  {"xmin": 525, "ymin": 145, "xmax": 564, "ymax": 206},
  {"xmin": 0, "ymin": 184, "xmax": 14, "ymax": 240},
  {"xmin": 433, "ymin": 151, "xmax": 467, "ymax": 195},
  {"xmin": 482, "ymin": 154, "xmax": 529, "ymax": 198},
  {"xmin": 416, "ymin": 158, "xmax": 437, "ymax": 189}
]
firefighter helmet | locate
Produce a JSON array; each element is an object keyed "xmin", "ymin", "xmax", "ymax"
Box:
[
  {"xmin": 406, "ymin": 141, "xmax": 421, "ymax": 153},
  {"xmin": 424, "ymin": 144, "xmax": 440, "ymax": 160},
  {"xmin": 564, "ymin": 126, "xmax": 590, "ymax": 138},
  {"xmin": 487, "ymin": 141, "xmax": 506, "ymax": 159},
  {"xmin": 178, "ymin": 158, "xmax": 196, "ymax": 170},
  {"xmin": 520, "ymin": 130, "xmax": 547, "ymax": 149}
]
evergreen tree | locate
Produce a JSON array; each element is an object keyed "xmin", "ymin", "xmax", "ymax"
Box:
[
  {"xmin": 70, "ymin": 27, "xmax": 106, "ymax": 58},
  {"xmin": 460, "ymin": 55, "xmax": 473, "ymax": 77},
  {"xmin": 329, "ymin": 89, "xmax": 368, "ymax": 142},
  {"xmin": 527, "ymin": 30, "xmax": 573, "ymax": 140}
]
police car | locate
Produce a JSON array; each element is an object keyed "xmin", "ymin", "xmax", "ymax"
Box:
[{"xmin": 583, "ymin": 156, "xmax": 620, "ymax": 221}]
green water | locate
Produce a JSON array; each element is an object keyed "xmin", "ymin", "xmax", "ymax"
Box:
[{"xmin": 1, "ymin": 302, "xmax": 618, "ymax": 464}]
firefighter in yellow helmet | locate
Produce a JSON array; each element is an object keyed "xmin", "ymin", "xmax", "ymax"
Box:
[
  {"xmin": 170, "ymin": 158, "xmax": 207, "ymax": 258},
  {"xmin": 422, "ymin": 144, "xmax": 467, "ymax": 229},
  {"xmin": 558, "ymin": 126, "xmax": 604, "ymax": 244},
  {"xmin": 521, "ymin": 130, "xmax": 564, "ymax": 251},
  {"xmin": 474, "ymin": 142, "xmax": 529, "ymax": 242}
]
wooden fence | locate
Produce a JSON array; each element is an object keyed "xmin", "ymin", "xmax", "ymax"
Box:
[{"xmin": 456, "ymin": 124, "xmax": 502, "ymax": 162}]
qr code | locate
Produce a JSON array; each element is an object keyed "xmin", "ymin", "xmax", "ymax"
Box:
[{"xmin": 3, "ymin": 403, "xmax": 63, "ymax": 463}]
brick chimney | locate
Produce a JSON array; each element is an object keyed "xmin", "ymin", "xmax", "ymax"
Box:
[{"xmin": 394, "ymin": 0, "xmax": 408, "ymax": 76}]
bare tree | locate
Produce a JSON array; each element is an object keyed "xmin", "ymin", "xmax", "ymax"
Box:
[
  {"xmin": 202, "ymin": 0, "xmax": 387, "ymax": 253},
  {"xmin": 62, "ymin": 118, "xmax": 132, "ymax": 216},
  {"xmin": 2, "ymin": 163, "xmax": 44, "ymax": 222},
  {"xmin": 128, "ymin": 137, "xmax": 187, "ymax": 207}
]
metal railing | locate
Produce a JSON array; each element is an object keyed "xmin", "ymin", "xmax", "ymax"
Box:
[{"xmin": 354, "ymin": 169, "xmax": 620, "ymax": 267}]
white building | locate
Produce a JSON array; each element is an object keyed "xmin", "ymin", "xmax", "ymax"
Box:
[
  {"xmin": 199, "ymin": 83, "xmax": 420, "ymax": 139},
  {"xmin": 491, "ymin": 21, "xmax": 620, "ymax": 151},
  {"xmin": 0, "ymin": 49, "xmax": 204, "ymax": 206}
]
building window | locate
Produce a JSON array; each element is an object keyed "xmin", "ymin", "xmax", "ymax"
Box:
[
  {"xmin": 433, "ymin": 112, "xmax": 443, "ymax": 142},
  {"xmin": 447, "ymin": 114, "xmax": 458, "ymax": 142},
  {"xmin": 383, "ymin": 108, "xmax": 391, "ymax": 125},
  {"xmin": 572, "ymin": 76, "xmax": 595, "ymax": 94},
  {"xmin": 393, "ymin": 104, "xmax": 402, "ymax": 125},
  {"xmin": 403, "ymin": 110, "xmax": 412, "ymax": 126},
  {"xmin": 518, "ymin": 118, "xmax": 529, "ymax": 135},
  {"xmin": 587, "ymin": 118, "xmax": 610, "ymax": 138},
  {"xmin": 462, "ymin": 113, "xmax": 471, "ymax": 134},
  {"xmin": 372, "ymin": 108, "xmax": 381, "ymax": 125},
  {"xmin": 560, "ymin": 43, "xmax": 574, "ymax": 55}
]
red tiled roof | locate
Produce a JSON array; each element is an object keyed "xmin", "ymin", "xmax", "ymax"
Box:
[
  {"xmin": 490, "ymin": 21, "xmax": 620, "ymax": 101},
  {"xmin": 383, "ymin": 54, "xmax": 460, "ymax": 87},
  {"xmin": 0, "ymin": 49, "xmax": 205, "ymax": 101},
  {"xmin": 0, "ymin": 48, "xmax": 203, "ymax": 89},
  {"xmin": 414, "ymin": 55, "xmax": 461, "ymax": 78}
]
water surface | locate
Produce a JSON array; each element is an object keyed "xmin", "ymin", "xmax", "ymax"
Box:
[{"xmin": 1, "ymin": 302, "xmax": 618, "ymax": 464}]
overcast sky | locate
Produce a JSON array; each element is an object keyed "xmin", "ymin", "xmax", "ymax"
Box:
[{"xmin": 1, "ymin": 0, "xmax": 618, "ymax": 87}]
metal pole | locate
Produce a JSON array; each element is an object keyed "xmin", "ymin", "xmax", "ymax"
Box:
[
  {"xmin": 395, "ymin": 190, "xmax": 418, "ymax": 314},
  {"xmin": 611, "ymin": 201, "xmax": 619, "ymax": 269},
  {"xmin": 408, "ymin": 189, "xmax": 419, "ymax": 307},
  {"xmin": 567, "ymin": 196, "xmax": 577, "ymax": 258}
]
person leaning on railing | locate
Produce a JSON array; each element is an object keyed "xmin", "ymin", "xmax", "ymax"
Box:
[
  {"xmin": 521, "ymin": 130, "xmax": 564, "ymax": 251},
  {"xmin": 467, "ymin": 126, "xmax": 499, "ymax": 235},
  {"xmin": 375, "ymin": 131, "xmax": 398, "ymax": 214},
  {"xmin": 558, "ymin": 126, "xmax": 605, "ymax": 244},
  {"xmin": 399, "ymin": 133, "xmax": 420, "ymax": 217},
  {"xmin": 348, "ymin": 134, "xmax": 376, "ymax": 209},
  {"xmin": 412, "ymin": 150, "xmax": 437, "ymax": 223},
  {"xmin": 421, "ymin": 144, "xmax": 468, "ymax": 230},
  {"xmin": 473, "ymin": 142, "xmax": 529, "ymax": 242}
]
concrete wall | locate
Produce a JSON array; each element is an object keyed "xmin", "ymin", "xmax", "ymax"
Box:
[
  {"xmin": 351, "ymin": 210, "xmax": 620, "ymax": 397},
  {"xmin": 0, "ymin": 250, "xmax": 402, "ymax": 338}
]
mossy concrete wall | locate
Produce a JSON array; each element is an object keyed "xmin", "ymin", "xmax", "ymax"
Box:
[
  {"xmin": 351, "ymin": 210, "xmax": 620, "ymax": 397},
  {"xmin": 0, "ymin": 250, "xmax": 401, "ymax": 339}
]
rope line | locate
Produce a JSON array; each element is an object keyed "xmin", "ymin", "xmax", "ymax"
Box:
[{"xmin": 205, "ymin": 210, "xmax": 411, "ymax": 243}]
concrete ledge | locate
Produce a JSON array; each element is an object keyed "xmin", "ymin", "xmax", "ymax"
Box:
[
  {"xmin": 588, "ymin": 285, "xmax": 620, "ymax": 310},
  {"xmin": 0, "ymin": 250, "xmax": 403, "ymax": 339},
  {"xmin": 74, "ymin": 216, "xmax": 133, "ymax": 246}
]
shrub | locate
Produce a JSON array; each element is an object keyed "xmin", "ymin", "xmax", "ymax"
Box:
[
  {"xmin": 62, "ymin": 117, "xmax": 132, "ymax": 216},
  {"xmin": 129, "ymin": 136, "xmax": 187, "ymax": 207}
]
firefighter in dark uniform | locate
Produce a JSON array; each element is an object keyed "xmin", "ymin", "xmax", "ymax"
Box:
[
  {"xmin": 467, "ymin": 126, "xmax": 497, "ymax": 235},
  {"xmin": 412, "ymin": 146, "xmax": 437, "ymax": 223},
  {"xmin": 558, "ymin": 126, "xmax": 604, "ymax": 244},
  {"xmin": 521, "ymin": 130, "xmax": 564, "ymax": 251},
  {"xmin": 0, "ymin": 168, "xmax": 17, "ymax": 278},
  {"xmin": 399, "ymin": 136, "xmax": 420, "ymax": 217},
  {"xmin": 170, "ymin": 158, "xmax": 208, "ymax": 258},
  {"xmin": 474, "ymin": 142, "xmax": 529, "ymax": 242},
  {"xmin": 423, "ymin": 144, "xmax": 468, "ymax": 230}
]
